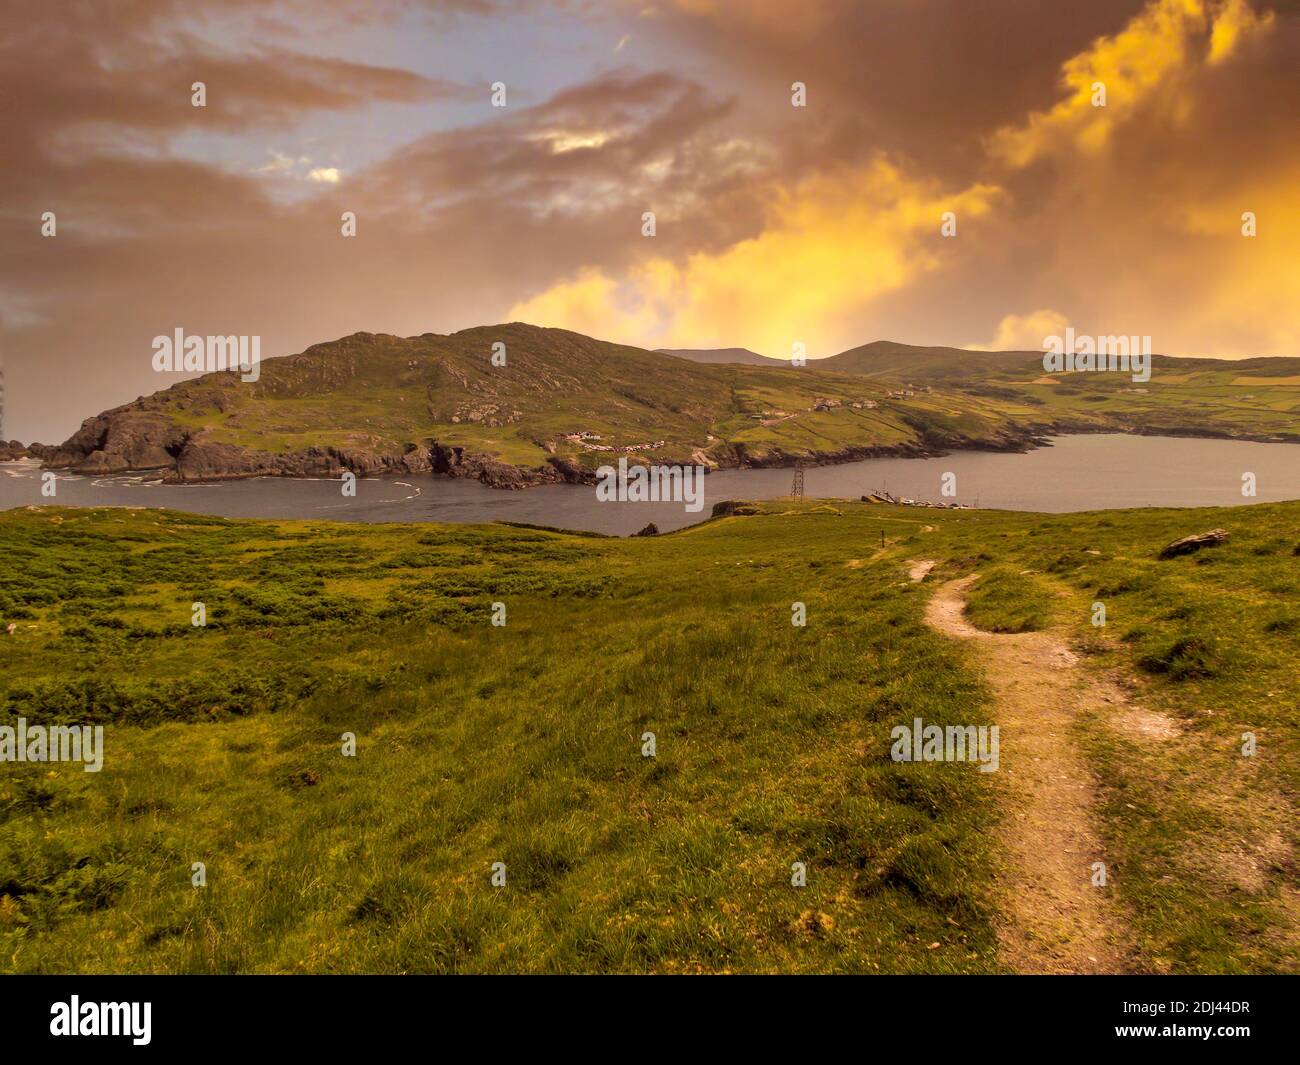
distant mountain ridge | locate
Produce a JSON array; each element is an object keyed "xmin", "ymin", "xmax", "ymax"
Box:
[
  {"xmin": 657, "ymin": 347, "xmax": 792, "ymax": 368},
  {"xmin": 22, "ymin": 324, "xmax": 1300, "ymax": 488},
  {"xmin": 823, "ymin": 338, "xmax": 1300, "ymax": 379}
]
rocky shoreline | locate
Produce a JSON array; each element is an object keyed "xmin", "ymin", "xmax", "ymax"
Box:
[
  {"xmin": 5, "ymin": 420, "xmax": 1046, "ymax": 491},
  {"xmin": 3, "ymin": 408, "xmax": 597, "ymax": 490}
]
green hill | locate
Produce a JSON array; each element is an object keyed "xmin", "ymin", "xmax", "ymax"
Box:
[
  {"xmin": 32, "ymin": 325, "xmax": 1300, "ymax": 487},
  {"xmin": 822, "ymin": 340, "xmax": 1300, "ymax": 443},
  {"xmin": 35, "ymin": 325, "xmax": 1045, "ymax": 484}
]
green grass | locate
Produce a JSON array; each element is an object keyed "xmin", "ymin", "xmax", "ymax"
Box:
[
  {"xmin": 1, "ymin": 499, "xmax": 1296, "ymax": 973},
  {"xmin": 0, "ymin": 505, "xmax": 1002, "ymax": 973},
  {"xmin": 960, "ymin": 565, "xmax": 1055, "ymax": 633}
]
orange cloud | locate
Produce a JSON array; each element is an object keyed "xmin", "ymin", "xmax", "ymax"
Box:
[
  {"xmin": 521, "ymin": 1, "xmax": 1293, "ymax": 361},
  {"xmin": 979, "ymin": 0, "xmax": 1295, "ymax": 359},
  {"xmin": 990, "ymin": 0, "xmax": 1273, "ymax": 167},
  {"xmin": 510, "ymin": 159, "xmax": 1000, "ymax": 356},
  {"xmin": 972, "ymin": 310, "xmax": 1072, "ymax": 352}
]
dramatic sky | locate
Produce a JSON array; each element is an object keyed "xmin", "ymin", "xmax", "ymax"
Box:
[{"xmin": 2, "ymin": 0, "xmax": 1297, "ymax": 441}]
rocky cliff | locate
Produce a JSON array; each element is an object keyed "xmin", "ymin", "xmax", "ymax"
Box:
[{"xmin": 36, "ymin": 405, "xmax": 595, "ymax": 489}]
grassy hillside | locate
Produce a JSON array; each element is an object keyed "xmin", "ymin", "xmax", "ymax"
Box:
[
  {"xmin": 1, "ymin": 500, "xmax": 1296, "ymax": 973},
  {"xmin": 825, "ymin": 341, "xmax": 1300, "ymax": 444},
  {"xmin": 39, "ymin": 325, "xmax": 1300, "ymax": 483}
]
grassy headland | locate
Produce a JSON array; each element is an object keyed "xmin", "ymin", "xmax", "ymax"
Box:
[{"xmin": 29, "ymin": 326, "xmax": 1300, "ymax": 486}]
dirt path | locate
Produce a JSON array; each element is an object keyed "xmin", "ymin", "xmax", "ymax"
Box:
[
  {"xmin": 923, "ymin": 572, "xmax": 1141, "ymax": 974},
  {"xmin": 907, "ymin": 559, "xmax": 936, "ymax": 581}
]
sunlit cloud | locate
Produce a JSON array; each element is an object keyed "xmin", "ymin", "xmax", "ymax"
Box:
[
  {"xmin": 971, "ymin": 310, "xmax": 1072, "ymax": 352},
  {"xmin": 511, "ymin": 159, "xmax": 1001, "ymax": 355},
  {"xmin": 989, "ymin": 0, "xmax": 1273, "ymax": 167},
  {"xmin": 533, "ymin": 129, "xmax": 615, "ymax": 153}
]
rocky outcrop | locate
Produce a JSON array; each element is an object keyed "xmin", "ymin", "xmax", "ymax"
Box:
[
  {"xmin": 36, "ymin": 411, "xmax": 602, "ymax": 491},
  {"xmin": 161, "ymin": 437, "xmax": 597, "ymax": 490},
  {"xmin": 632, "ymin": 523, "xmax": 659, "ymax": 536},
  {"xmin": 896, "ymin": 414, "xmax": 1051, "ymax": 455},
  {"xmin": 169, "ymin": 439, "xmax": 450, "ymax": 483},
  {"xmin": 1159, "ymin": 528, "xmax": 1230, "ymax": 559},
  {"xmin": 0, "ymin": 440, "xmax": 30, "ymax": 460},
  {"xmin": 544, "ymin": 454, "xmax": 594, "ymax": 485},
  {"xmin": 725, "ymin": 440, "xmax": 930, "ymax": 470},
  {"xmin": 423, "ymin": 442, "xmax": 594, "ymax": 489},
  {"xmin": 170, "ymin": 441, "xmax": 339, "ymax": 482},
  {"xmin": 711, "ymin": 500, "xmax": 759, "ymax": 517},
  {"xmin": 35, "ymin": 408, "xmax": 185, "ymax": 473}
]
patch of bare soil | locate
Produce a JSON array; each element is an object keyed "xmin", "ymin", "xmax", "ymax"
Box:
[{"xmin": 908, "ymin": 559, "xmax": 936, "ymax": 581}]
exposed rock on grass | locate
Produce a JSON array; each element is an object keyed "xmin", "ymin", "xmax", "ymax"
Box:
[{"xmin": 1159, "ymin": 528, "xmax": 1230, "ymax": 559}]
